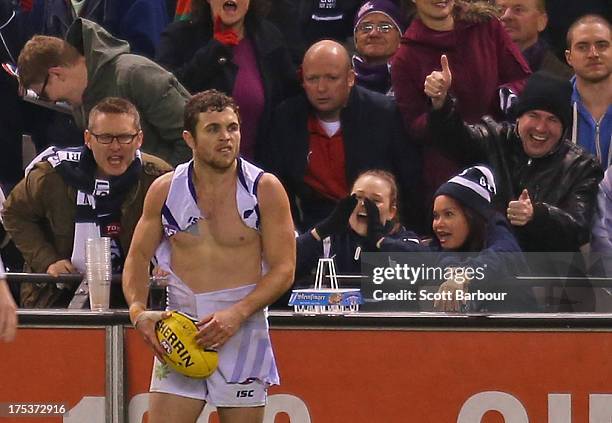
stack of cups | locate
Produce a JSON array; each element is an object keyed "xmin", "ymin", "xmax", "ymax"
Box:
[{"xmin": 86, "ymin": 237, "xmax": 112, "ymax": 311}]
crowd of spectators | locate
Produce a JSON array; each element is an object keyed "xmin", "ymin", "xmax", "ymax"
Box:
[{"xmin": 0, "ymin": 0, "xmax": 610, "ymax": 318}]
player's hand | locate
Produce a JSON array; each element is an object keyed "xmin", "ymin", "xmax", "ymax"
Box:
[
  {"xmin": 507, "ymin": 189, "xmax": 533, "ymax": 227},
  {"xmin": 424, "ymin": 54, "xmax": 452, "ymax": 110},
  {"xmin": 213, "ymin": 15, "xmax": 240, "ymax": 46},
  {"xmin": 0, "ymin": 280, "xmax": 17, "ymax": 342},
  {"xmin": 132, "ymin": 308, "xmax": 171, "ymax": 362},
  {"xmin": 433, "ymin": 270, "xmax": 470, "ymax": 312},
  {"xmin": 195, "ymin": 307, "xmax": 244, "ymax": 349},
  {"xmin": 46, "ymin": 259, "xmax": 77, "ymax": 277}
]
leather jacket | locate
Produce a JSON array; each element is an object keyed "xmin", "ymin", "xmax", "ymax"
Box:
[{"xmin": 429, "ymin": 97, "xmax": 603, "ymax": 252}]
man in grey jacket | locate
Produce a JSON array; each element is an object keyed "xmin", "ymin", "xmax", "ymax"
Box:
[{"xmin": 17, "ymin": 18, "xmax": 191, "ymax": 166}]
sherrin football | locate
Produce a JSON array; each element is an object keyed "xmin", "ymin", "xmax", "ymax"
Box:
[{"xmin": 155, "ymin": 311, "xmax": 218, "ymax": 379}]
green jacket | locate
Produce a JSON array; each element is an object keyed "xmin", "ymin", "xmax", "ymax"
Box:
[
  {"xmin": 2, "ymin": 153, "xmax": 172, "ymax": 308},
  {"xmin": 68, "ymin": 18, "xmax": 192, "ymax": 166}
]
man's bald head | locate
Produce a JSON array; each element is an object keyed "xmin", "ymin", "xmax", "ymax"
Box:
[
  {"xmin": 303, "ymin": 40, "xmax": 352, "ymax": 71},
  {"xmin": 301, "ymin": 40, "xmax": 355, "ymax": 121}
]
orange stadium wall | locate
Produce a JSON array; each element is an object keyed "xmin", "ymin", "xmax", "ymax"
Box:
[{"xmin": 1, "ymin": 327, "xmax": 612, "ymax": 422}]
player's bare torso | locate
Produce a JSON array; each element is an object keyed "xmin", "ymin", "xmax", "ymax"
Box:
[{"xmin": 165, "ymin": 175, "xmax": 263, "ymax": 294}]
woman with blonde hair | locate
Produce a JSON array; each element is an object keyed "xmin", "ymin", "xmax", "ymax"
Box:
[{"xmin": 296, "ymin": 169, "xmax": 420, "ymax": 286}]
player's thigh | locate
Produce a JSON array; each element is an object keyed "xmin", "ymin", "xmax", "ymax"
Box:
[
  {"xmin": 148, "ymin": 392, "xmax": 205, "ymax": 423},
  {"xmin": 217, "ymin": 406, "xmax": 265, "ymax": 423}
]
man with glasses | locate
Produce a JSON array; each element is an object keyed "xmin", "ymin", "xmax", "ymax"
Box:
[
  {"xmin": 16, "ymin": 18, "xmax": 191, "ymax": 167},
  {"xmin": 2, "ymin": 97, "xmax": 172, "ymax": 308},
  {"xmin": 352, "ymin": 0, "xmax": 405, "ymax": 95}
]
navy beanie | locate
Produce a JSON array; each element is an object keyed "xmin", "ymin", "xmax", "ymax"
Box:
[{"xmin": 434, "ymin": 165, "xmax": 497, "ymax": 218}]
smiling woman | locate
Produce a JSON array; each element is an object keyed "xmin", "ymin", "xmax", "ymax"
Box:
[
  {"xmin": 156, "ymin": 0, "xmax": 297, "ymax": 164},
  {"xmin": 373, "ymin": 165, "xmax": 537, "ymax": 312}
]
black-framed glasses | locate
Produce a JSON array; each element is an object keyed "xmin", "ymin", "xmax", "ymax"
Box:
[
  {"xmin": 38, "ymin": 72, "xmax": 50, "ymax": 101},
  {"xmin": 89, "ymin": 131, "xmax": 141, "ymax": 144},
  {"xmin": 356, "ymin": 22, "xmax": 396, "ymax": 34}
]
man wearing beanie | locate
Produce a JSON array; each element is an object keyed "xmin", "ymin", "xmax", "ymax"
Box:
[
  {"xmin": 427, "ymin": 71, "xmax": 603, "ymax": 254},
  {"xmin": 352, "ymin": 0, "xmax": 405, "ymax": 95}
]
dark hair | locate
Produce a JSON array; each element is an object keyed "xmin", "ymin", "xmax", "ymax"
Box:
[
  {"xmin": 191, "ymin": 0, "xmax": 270, "ymax": 31},
  {"xmin": 399, "ymin": 0, "xmax": 417, "ymax": 21},
  {"xmin": 88, "ymin": 97, "xmax": 141, "ymax": 130},
  {"xmin": 184, "ymin": 89, "xmax": 240, "ymax": 135},
  {"xmin": 566, "ymin": 14, "xmax": 611, "ymax": 48},
  {"xmin": 460, "ymin": 205, "xmax": 488, "ymax": 252},
  {"xmin": 17, "ymin": 35, "xmax": 81, "ymax": 88}
]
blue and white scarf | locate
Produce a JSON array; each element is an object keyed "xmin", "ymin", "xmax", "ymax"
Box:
[{"xmin": 26, "ymin": 146, "xmax": 142, "ymax": 272}]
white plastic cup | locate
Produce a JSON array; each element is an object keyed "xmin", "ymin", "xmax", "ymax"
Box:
[{"xmin": 86, "ymin": 237, "xmax": 112, "ymax": 311}]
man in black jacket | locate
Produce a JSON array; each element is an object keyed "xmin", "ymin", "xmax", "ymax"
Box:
[
  {"xmin": 426, "ymin": 70, "xmax": 604, "ymax": 311},
  {"xmin": 266, "ymin": 39, "xmax": 421, "ymax": 232},
  {"xmin": 425, "ymin": 70, "xmax": 603, "ymax": 251},
  {"xmin": 426, "ymin": 71, "xmax": 603, "ymax": 253}
]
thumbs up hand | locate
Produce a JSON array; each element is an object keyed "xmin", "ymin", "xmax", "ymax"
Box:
[
  {"xmin": 507, "ymin": 189, "xmax": 534, "ymax": 226},
  {"xmin": 424, "ymin": 54, "xmax": 453, "ymax": 110}
]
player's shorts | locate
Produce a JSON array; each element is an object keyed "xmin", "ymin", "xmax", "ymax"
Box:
[
  {"xmin": 150, "ymin": 356, "xmax": 268, "ymax": 407},
  {"xmin": 149, "ymin": 283, "xmax": 279, "ymax": 407}
]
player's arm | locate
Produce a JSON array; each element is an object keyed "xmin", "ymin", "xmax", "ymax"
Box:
[
  {"xmin": 0, "ymin": 278, "xmax": 17, "ymax": 342},
  {"xmin": 0, "ymin": 255, "xmax": 16, "ymax": 342},
  {"xmin": 196, "ymin": 173, "xmax": 296, "ymax": 348},
  {"xmin": 235, "ymin": 173, "xmax": 296, "ymax": 314},
  {"xmin": 122, "ymin": 173, "xmax": 172, "ymax": 360}
]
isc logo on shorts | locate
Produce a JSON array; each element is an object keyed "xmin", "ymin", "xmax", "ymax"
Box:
[{"xmin": 236, "ymin": 390, "xmax": 255, "ymax": 398}]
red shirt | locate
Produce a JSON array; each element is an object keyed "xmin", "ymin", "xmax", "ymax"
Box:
[{"xmin": 303, "ymin": 115, "xmax": 349, "ymax": 200}]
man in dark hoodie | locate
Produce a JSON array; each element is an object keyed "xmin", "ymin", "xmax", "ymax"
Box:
[{"xmin": 16, "ymin": 18, "xmax": 191, "ymax": 166}]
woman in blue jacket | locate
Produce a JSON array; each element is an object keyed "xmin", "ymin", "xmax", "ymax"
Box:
[{"xmin": 369, "ymin": 165, "xmax": 537, "ymax": 312}]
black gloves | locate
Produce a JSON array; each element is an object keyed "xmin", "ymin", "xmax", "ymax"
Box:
[
  {"xmin": 364, "ymin": 198, "xmax": 388, "ymax": 249},
  {"xmin": 313, "ymin": 194, "xmax": 358, "ymax": 239}
]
